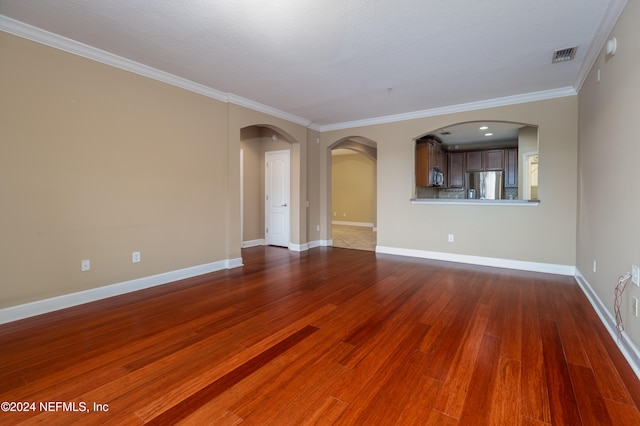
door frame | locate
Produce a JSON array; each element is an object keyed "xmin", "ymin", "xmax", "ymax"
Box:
[
  {"xmin": 522, "ymin": 151, "xmax": 538, "ymax": 200},
  {"xmin": 265, "ymin": 149, "xmax": 291, "ymax": 247}
]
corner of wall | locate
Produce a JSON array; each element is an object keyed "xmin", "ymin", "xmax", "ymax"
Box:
[{"xmin": 574, "ymin": 269, "xmax": 640, "ymax": 380}]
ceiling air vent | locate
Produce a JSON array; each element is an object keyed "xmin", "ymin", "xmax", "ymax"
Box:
[{"xmin": 552, "ymin": 46, "xmax": 577, "ymax": 63}]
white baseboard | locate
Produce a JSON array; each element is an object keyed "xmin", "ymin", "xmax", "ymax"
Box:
[
  {"xmin": 298, "ymin": 239, "xmax": 333, "ymax": 249},
  {"xmin": 242, "ymin": 239, "xmax": 333, "ymax": 251},
  {"xmin": 242, "ymin": 239, "xmax": 265, "ymax": 248},
  {"xmin": 375, "ymin": 246, "xmax": 576, "ymax": 276},
  {"xmin": 0, "ymin": 258, "xmax": 243, "ymax": 325},
  {"xmin": 289, "ymin": 242, "xmax": 308, "ymax": 252},
  {"xmin": 332, "ymin": 221, "xmax": 374, "ymax": 227},
  {"xmin": 306, "ymin": 240, "xmax": 322, "ymax": 249},
  {"xmin": 574, "ymin": 269, "xmax": 640, "ymax": 380}
]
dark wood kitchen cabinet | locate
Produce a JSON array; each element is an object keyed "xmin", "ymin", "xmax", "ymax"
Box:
[
  {"xmin": 415, "ymin": 142, "xmax": 430, "ymax": 186},
  {"xmin": 416, "ymin": 139, "xmax": 446, "ymax": 187},
  {"xmin": 447, "ymin": 152, "xmax": 465, "ymax": 188},
  {"xmin": 484, "ymin": 149, "xmax": 504, "ymax": 170},
  {"xmin": 465, "ymin": 151, "xmax": 483, "ymax": 172},
  {"xmin": 504, "ymin": 148, "xmax": 518, "ymax": 187},
  {"xmin": 465, "ymin": 149, "xmax": 504, "ymax": 172}
]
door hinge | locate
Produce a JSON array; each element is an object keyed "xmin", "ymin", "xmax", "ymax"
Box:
[{"xmin": 266, "ymin": 227, "xmax": 268, "ymax": 233}]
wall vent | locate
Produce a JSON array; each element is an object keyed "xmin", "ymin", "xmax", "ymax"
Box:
[{"xmin": 552, "ymin": 47, "xmax": 577, "ymax": 63}]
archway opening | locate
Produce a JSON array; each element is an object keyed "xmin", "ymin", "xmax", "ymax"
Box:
[
  {"xmin": 240, "ymin": 125, "xmax": 296, "ymax": 249},
  {"xmin": 413, "ymin": 121, "xmax": 538, "ymax": 201},
  {"xmin": 329, "ymin": 137, "xmax": 378, "ymax": 251}
]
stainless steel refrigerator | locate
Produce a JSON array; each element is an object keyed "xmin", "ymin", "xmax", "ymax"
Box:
[{"xmin": 465, "ymin": 171, "xmax": 503, "ymax": 199}]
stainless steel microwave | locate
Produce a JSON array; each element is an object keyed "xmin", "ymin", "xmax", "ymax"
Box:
[{"xmin": 432, "ymin": 167, "xmax": 444, "ymax": 187}]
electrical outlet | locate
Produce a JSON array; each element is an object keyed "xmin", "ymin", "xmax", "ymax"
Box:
[
  {"xmin": 633, "ymin": 297, "xmax": 639, "ymax": 317},
  {"xmin": 448, "ymin": 234, "xmax": 454, "ymax": 243},
  {"xmin": 593, "ymin": 260, "xmax": 597, "ymax": 273},
  {"xmin": 632, "ymin": 265, "xmax": 639, "ymax": 286},
  {"xmin": 316, "ymin": 225, "xmax": 320, "ymax": 232},
  {"xmin": 81, "ymin": 259, "xmax": 90, "ymax": 272},
  {"xmin": 132, "ymin": 251, "xmax": 141, "ymax": 263}
]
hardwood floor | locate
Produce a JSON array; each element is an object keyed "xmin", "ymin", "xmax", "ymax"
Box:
[{"xmin": 1, "ymin": 246, "xmax": 640, "ymax": 425}]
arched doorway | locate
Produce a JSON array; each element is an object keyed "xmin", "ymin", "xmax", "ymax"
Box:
[
  {"xmin": 240, "ymin": 125, "xmax": 296, "ymax": 249},
  {"xmin": 329, "ymin": 137, "xmax": 378, "ymax": 251}
]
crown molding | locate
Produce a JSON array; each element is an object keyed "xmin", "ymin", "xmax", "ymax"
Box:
[
  {"xmin": 316, "ymin": 87, "xmax": 577, "ymax": 132},
  {"xmin": 573, "ymin": 0, "xmax": 628, "ymax": 92},
  {"xmin": 0, "ymin": 16, "xmax": 229, "ymax": 103},
  {"xmin": 1, "ymin": 14, "xmax": 586, "ymax": 134},
  {"xmin": 227, "ymin": 94, "xmax": 311, "ymax": 127},
  {"xmin": 307, "ymin": 123, "xmax": 323, "ymax": 132},
  {"xmin": 0, "ymin": 15, "xmax": 311, "ymax": 127}
]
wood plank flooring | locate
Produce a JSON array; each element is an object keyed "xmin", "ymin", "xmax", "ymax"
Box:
[{"xmin": 1, "ymin": 246, "xmax": 640, "ymax": 425}]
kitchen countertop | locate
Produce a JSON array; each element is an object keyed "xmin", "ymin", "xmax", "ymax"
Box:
[{"xmin": 410, "ymin": 198, "xmax": 540, "ymax": 206}]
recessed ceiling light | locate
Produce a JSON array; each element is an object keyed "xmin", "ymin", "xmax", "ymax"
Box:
[
  {"xmin": 479, "ymin": 126, "xmax": 488, "ymax": 130},
  {"xmin": 484, "ymin": 133, "xmax": 493, "ymax": 137}
]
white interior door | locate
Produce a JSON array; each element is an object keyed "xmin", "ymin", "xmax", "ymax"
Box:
[{"xmin": 265, "ymin": 150, "xmax": 290, "ymax": 247}]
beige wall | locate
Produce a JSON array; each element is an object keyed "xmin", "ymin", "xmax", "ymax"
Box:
[
  {"xmin": 331, "ymin": 153, "xmax": 376, "ymax": 224},
  {"xmin": 518, "ymin": 126, "xmax": 539, "ymax": 199},
  {"xmin": 0, "ymin": 32, "xmax": 311, "ymax": 309},
  {"xmin": 240, "ymin": 127, "xmax": 262, "ymax": 242},
  {"xmin": 577, "ymin": 1, "xmax": 640, "ymax": 348},
  {"xmin": 321, "ymin": 96, "xmax": 578, "ymax": 266},
  {"xmin": 306, "ymin": 129, "xmax": 322, "ymax": 243},
  {"xmin": 0, "ymin": 32, "xmax": 229, "ymax": 307}
]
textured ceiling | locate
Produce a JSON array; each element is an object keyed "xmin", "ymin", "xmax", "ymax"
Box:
[{"xmin": 0, "ymin": 0, "xmax": 627, "ymax": 129}]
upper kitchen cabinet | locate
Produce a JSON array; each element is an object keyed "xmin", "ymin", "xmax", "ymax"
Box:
[
  {"xmin": 447, "ymin": 152, "xmax": 465, "ymax": 188},
  {"xmin": 504, "ymin": 148, "xmax": 518, "ymax": 188},
  {"xmin": 484, "ymin": 149, "xmax": 504, "ymax": 170},
  {"xmin": 416, "ymin": 137, "xmax": 446, "ymax": 187},
  {"xmin": 465, "ymin": 149, "xmax": 504, "ymax": 172},
  {"xmin": 415, "ymin": 142, "xmax": 429, "ymax": 186},
  {"xmin": 465, "ymin": 151, "xmax": 483, "ymax": 172}
]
